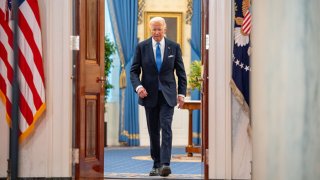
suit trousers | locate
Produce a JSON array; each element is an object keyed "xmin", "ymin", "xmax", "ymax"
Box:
[{"xmin": 144, "ymin": 91, "xmax": 174, "ymax": 168}]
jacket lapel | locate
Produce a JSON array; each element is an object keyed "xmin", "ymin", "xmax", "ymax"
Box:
[
  {"xmin": 146, "ymin": 38, "xmax": 158, "ymax": 71},
  {"xmin": 161, "ymin": 38, "xmax": 170, "ymax": 72}
]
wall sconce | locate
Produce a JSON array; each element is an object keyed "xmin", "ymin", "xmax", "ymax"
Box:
[
  {"xmin": 138, "ymin": 0, "xmax": 145, "ymax": 25},
  {"xmin": 185, "ymin": 0, "xmax": 193, "ymax": 24}
]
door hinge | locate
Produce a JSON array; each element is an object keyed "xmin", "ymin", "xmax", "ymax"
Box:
[
  {"xmin": 205, "ymin": 148, "xmax": 209, "ymax": 165},
  {"xmin": 205, "ymin": 34, "xmax": 209, "ymax": 50},
  {"xmin": 72, "ymin": 148, "xmax": 79, "ymax": 164},
  {"xmin": 70, "ymin": 35, "xmax": 80, "ymax": 50}
]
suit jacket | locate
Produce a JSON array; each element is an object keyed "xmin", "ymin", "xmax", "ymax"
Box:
[{"xmin": 130, "ymin": 37, "xmax": 187, "ymax": 107}]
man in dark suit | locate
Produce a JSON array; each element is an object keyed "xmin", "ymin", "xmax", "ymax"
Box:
[{"xmin": 130, "ymin": 17, "xmax": 187, "ymax": 177}]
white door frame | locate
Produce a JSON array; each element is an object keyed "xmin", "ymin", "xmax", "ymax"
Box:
[{"xmin": 208, "ymin": 0, "xmax": 232, "ymax": 179}]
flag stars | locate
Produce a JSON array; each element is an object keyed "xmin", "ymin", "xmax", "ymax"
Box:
[
  {"xmin": 235, "ymin": 59, "xmax": 240, "ymax": 66},
  {"xmin": 233, "ymin": 59, "xmax": 251, "ymax": 71}
]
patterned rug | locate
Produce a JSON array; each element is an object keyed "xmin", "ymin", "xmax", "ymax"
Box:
[
  {"xmin": 104, "ymin": 172, "xmax": 203, "ymax": 179},
  {"xmin": 104, "ymin": 147, "xmax": 203, "ymax": 179}
]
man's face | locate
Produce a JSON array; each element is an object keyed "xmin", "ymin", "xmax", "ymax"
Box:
[{"xmin": 150, "ymin": 21, "xmax": 166, "ymax": 42}]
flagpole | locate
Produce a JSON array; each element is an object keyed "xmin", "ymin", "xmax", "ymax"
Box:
[{"xmin": 9, "ymin": 0, "xmax": 20, "ymax": 179}]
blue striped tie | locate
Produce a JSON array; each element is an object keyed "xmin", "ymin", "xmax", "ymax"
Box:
[{"xmin": 156, "ymin": 42, "xmax": 162, "ymax": 72}]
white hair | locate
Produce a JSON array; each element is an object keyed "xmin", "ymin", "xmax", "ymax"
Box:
[{"xmin": 149, "ymin": 17, "xmax": 167, "ymax": 29}]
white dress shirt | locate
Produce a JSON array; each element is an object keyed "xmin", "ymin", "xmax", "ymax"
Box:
[{"xmin": 152, "ymin": 38, "xmax": 165, "ymax": 63}]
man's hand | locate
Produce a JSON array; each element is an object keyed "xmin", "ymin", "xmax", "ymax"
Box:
[
  {"xmin": 137, "ymin": 87, "xmax": 148, "ymax": 98},
  {"xmin": 177, "ymin": 96, "xmax": 185, "ymax": 109}
]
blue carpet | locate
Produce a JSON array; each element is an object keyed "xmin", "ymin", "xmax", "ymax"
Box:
[{"xmin": 104, "ymin": 146, "xmax": 203, "ymax": 179}]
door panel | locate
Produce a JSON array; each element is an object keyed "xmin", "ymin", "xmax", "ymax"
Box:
[
  {"xmin": 86, "ymin": 0, "xmax": 98, "ymax": 60},
  {"xmin": 76, "ymin": 0, "xmax": 105, "ymax": 178},
  {"xmin": 85, "ymin": 95, "xmax": 98, "ymax": 158}
]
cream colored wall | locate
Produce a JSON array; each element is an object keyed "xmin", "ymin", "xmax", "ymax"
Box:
[{"xmin": 0, "ymin": 0, "xmax": 73, "ymax": 177}]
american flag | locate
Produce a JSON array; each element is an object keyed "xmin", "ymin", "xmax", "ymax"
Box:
[{"xmin": 0, "ymin": 0, "xmax": 45, "ymax": 142}]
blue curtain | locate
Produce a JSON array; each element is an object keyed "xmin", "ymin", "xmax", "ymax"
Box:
[
  {"xmin": 107, "ymin": 0, "xmax": 139, "ymax": 146},
  {"xmin": 190, "ymin": 0, "xmax": 201, "ymax": 145}
]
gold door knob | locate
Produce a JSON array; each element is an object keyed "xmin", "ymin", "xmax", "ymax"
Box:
[
  {"xmin": 96, "ymin": 76, "xmax": 106, "ymax": 83},
  {"xmin": 97, "ymin": 76, "xmax": 106, "ymax": 88}
]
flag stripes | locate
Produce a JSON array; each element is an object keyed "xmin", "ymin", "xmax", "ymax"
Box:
[
  {"xmin": 241, "ymin": 10, "xmax": 251, "ymax": 35},
  {"xmin": 0, "ymin": 0, "xmax": 45, "ymax": 142}
]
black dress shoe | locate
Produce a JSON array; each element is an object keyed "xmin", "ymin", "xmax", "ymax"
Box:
[
  {"xmin": 149, "ymin": 168, "xmax": 159, "ymax": 176},
  {"xmin": 159, "ymin": 165, "xmax": 171, "ymax": 177}
]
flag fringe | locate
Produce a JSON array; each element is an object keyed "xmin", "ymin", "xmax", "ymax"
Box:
[
  {"xmin": 19, "ymin": 103, "xmax": 46, "ymax": 143},
  {"xmin": 0, "ymin": 90, "xmax": 12, "ymax": 127},
  {"xmin": 0, "ymin": 89, "xmax": 46, "ymax": 143},
  {"xmin": 230, "ymin": 79, "xmax": 250, "ymax": 115},
  {"xmin": 230, "ymin": 79, "xmax": 252, "ymax": 137}
]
